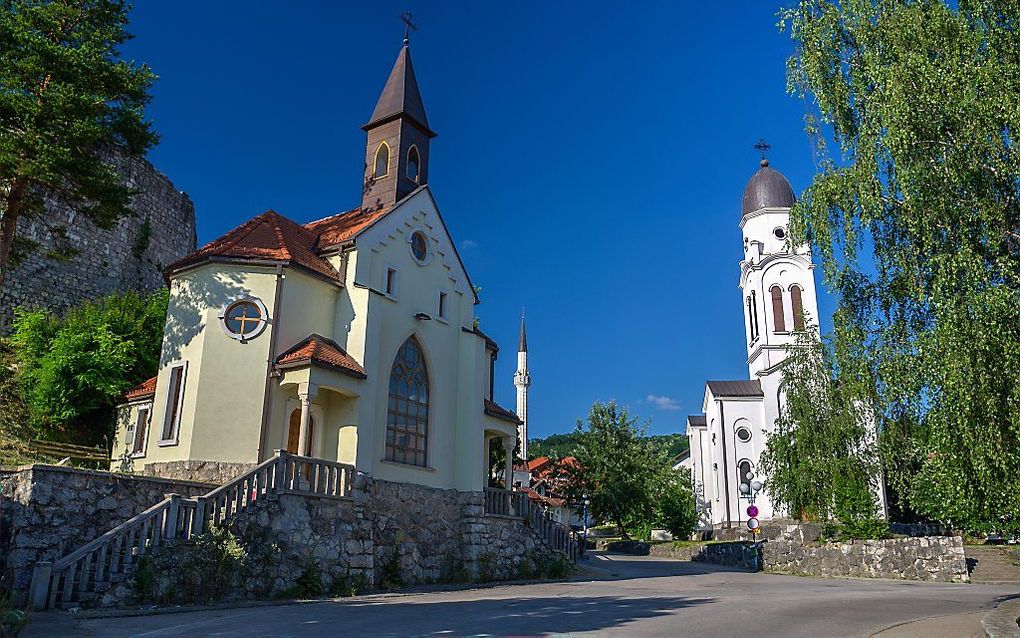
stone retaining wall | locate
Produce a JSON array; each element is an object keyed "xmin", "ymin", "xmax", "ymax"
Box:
[
  {"xmin": 10, "ymin": 468, "xmax": 571, "ymax": 608},
  {"xmin": 0, "ymin": 465, "xmax": 213, "ymax": 591},
  {"xmin": 143, "ymin": 460, "xmax": 256, "ymax": 485},
  {"xmin": 762, "ymin": 536, "xmax": 969, "ymax": 583},
  {"xmin": 646, "ymin": 534, "xmax": 969, "ymax": 583}
]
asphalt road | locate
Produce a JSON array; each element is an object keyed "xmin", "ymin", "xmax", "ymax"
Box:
[{"xmin": 67, "ymin": 554, "xmax": 1019, "ymax": 637}]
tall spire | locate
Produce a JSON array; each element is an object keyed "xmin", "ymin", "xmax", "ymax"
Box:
[
  {"xmin": 518, "ymin": 310, "xmax": 528, "ymax": 353},
  {"xmin": 363, "ymin": 44, "xmax": 435, "ymax": 138}
]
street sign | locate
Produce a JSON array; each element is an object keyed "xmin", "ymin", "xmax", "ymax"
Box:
[
  {"xmin": 747, "ymin": 517, "xmax": 760, "ymax": 530},
  {"xmin": 746, "ymin": 505, "xmax": 759, "ymax": 518}
]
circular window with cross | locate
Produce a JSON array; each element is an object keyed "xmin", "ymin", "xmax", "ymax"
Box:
[{"xmin": 220, "ymin": 297, "xmax": 269, "ymax": 342}]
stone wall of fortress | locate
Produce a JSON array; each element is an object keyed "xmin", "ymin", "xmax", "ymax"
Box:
[{"xmin": 0, "ymin": 150, "xmax": 196, "ymax": 332}]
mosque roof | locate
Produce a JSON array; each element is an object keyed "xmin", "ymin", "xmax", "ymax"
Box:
[
  {"xmin": 706, "ymin": 380, "xmax": 764, "ymax": 398},
  {"xmin": 741, "ymin": 159, "xmax": 796, "ymax": 217},
  {"xmin": 275, "ymin": 334, "xmax": 367, "ymax": 379}
]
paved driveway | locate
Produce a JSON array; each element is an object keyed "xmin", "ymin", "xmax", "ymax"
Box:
[{"xmin": 66, "ymin": 554, "xmax": 1018, "ymax": 637}]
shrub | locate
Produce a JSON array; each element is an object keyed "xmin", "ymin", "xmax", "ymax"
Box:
[
  {"xmin": 379, "ymin": 550, "xmax": 404, "ymax": 590},
  {"xmin": 331, "ymin": 570, "xmax": 370, "ymax": 598}
]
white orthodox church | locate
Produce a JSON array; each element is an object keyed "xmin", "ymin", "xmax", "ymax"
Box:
[{"xmin": 684, "ymin": 156, "xmax": 821, "ymax": 531}]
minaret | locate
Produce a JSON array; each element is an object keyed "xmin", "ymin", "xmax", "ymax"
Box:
[{"xmin": 514, "ymin": 312, "xmax": 531, "ymax": 460}]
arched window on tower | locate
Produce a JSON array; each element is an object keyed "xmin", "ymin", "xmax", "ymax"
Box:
[
  {"xmin": 790, "ymin": 284, "xmax": 805, "ymax": 330},
  {"xmin": 771, "ymin": 285, "xmax": 787, "ymax": 333},
  {"xmin": 386, "ymin": 336, "xmax": 429, "ymax": 467},
  {"xmin": 406, "ymin": 146, "xmax": 420, "ymax": 182},
  {"xmin": 374, "ymin": 142, "xmax": 390, "ymax": 179}
]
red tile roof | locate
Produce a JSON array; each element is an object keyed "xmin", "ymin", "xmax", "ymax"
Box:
[
  {"xmin": 519, "ymin": 486, "xmax": 566, "ymax": 508},
  {"xmin": 123, "ymin": 376, "xmax": 157, "ymax": 402},
  {"xmin": 305, "ymin": 207, "xmax": 391, "ymax": 249},
  {"xmin": 166, "ymin": 207, "xmax": 395, "ymax": 283},
  {"xmin": 528, "ymin": 456, "xmax": 552, "ymax": 473},
  {"xmin": 484, "ymin": 399, "xmax": 522, "ymax": 425},
  {"xmin": 276, "ymin": 334, "xmax": 367, "ymax": 379}
]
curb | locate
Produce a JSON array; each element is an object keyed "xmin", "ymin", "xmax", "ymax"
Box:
[{"xmin": 982, "ymin": 596, "xmax": 1020, "ymax": 637}]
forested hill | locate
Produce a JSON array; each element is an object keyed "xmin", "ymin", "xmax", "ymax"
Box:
[{"xmin": 529, "ymin": 432, "xmax": 689, "ymax": 461}]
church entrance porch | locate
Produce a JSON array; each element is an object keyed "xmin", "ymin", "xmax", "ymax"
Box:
[{"xmin": 274, "ymin": 367, "xmax": 362, "ymax": 468}]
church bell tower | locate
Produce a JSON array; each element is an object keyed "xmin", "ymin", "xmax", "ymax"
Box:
[{"xmin": 361, "ymin": 33, "xmax": 436, "ymax": 212}]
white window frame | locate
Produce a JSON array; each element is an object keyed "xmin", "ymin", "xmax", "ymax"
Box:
[
  {"xmin": 218, "ymin": 296, "xmax": 269, "ymax": 343},
  {"xmin": 384, "ymin": 265, "xmax": 399, "ymax": 300},
  {"xmin": 131, "ymin": 404, "xmax": 152, "ymax": 458},
  {"xmin": 160, "ymin": 362, "xmax": 188, "ymax": 446},
  {"xmin": 436, "ymin": 290, "xmax": 448, "ymax": 322},
  {"xmin": 407, "ymin": 228, "xmax": 432, "ymax": 266}
]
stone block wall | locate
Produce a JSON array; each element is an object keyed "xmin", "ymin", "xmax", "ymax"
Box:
[
  {"xmin": 0, "ymin": 149, "xmax": 196, "ymax": 333},
  {"xmin": 0, "ymin": 465, "xmax": 213, "ymax": 591},
  {"xmin": 762, "ymin": 536, "xmax": 970, "ymax": 583},
  {"xmin": 143, "ymin": 460, "xmax": 257, "ymax": 485}
]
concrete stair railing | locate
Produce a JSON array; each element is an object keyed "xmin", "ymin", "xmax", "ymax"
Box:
[
  {"xmin": 510, "ymin": 490, "xmax": 579, "ymax": 563},
  {"xmin": 27, "ymin": 451, "xmax": 356, "ymax": 610}
]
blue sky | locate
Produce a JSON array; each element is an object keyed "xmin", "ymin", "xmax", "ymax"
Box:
[{"xmin": 123, "ymin": 2, "xmax": 834, "ymax": 440}]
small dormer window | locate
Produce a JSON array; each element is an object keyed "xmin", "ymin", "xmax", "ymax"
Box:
[
  {"xmin": 407, "ymin": 146, "xmax": 420, "ymax": 182},
  {"xmin": 374, "ymin": 142, "xmax": 390, "ymax": 178}
]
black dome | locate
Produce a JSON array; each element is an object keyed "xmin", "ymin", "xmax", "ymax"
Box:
[{"xmin": 741, "ymin": 159, "xmax": 796, "ymax": 217}]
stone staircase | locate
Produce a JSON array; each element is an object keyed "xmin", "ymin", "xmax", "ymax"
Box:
[
  {"xmin": 27, "ymin": 451, "xmax": 356, "ymax": 610},
  {"xmin": 965, "ymin": 545, "xmax": 1020, "ymax": 584}
]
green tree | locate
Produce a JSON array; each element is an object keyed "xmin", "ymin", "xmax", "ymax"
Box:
[
  {"xmin": 11, "ymin": 288, "xmax": 166, "ymax": 445},
  {"xmin": 656, "ymin": 467, "xmax": 698, "ymax": 540},
  {"xmin": 562, "ymin": 401, "xmax": 667, "ymax": 539},
  {"xmin": 759, "ymin": 328, "xmax": 882, "ymax": 524},
  {"xmin": 782, "ymin": 0, "xmax": 1020, "ymax": 533},
  {"xmin": 0, "ymin": 0, "xmax": 157, "ymax": 296}
]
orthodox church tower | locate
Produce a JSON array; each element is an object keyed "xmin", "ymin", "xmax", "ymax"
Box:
[
  {"xmin": 514, "ymin": 313, "xmax": 531, "ymax": 459},
  {"xmin": 739, "ymin": 150, "xmax": 820, "ymax": 428}
]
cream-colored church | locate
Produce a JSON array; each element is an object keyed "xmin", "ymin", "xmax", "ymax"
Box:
[{"xmin": 111, "ymin": 41, "xmax": 522, "ymax": 492}]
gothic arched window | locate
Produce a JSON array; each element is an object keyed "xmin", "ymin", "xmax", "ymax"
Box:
[
  {"xmin": 771, "ymin": 285, "xmax": 787, "ymax": 333},
  {"xmin": 374, "ymin": 142, "xmax": 390, "ymax": 178},
  {"xmin": 386, "ymin": 336, "xmax": 429, "ymax": 467},
  {"xmin": 406, "ymin": 146, "xmax": 420, "ymax": 182},
  {"xmin": 790, "ymin": 284, "xmax": 805, "ymax": 331}
]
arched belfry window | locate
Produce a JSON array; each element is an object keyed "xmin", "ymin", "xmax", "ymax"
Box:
[
  {"xmin": 771, "ymin": 285, "xmax": 787, "ymax": 333},
  {"xmin": 374, "ymin": 142, "xmax": 390, "ymax": 178},
  {"xmin": 406, "ymin": 146, "xmax": 420, "ymax": 182},
  {"xmin": 386, "ymin": 336, "xmax": 429, "ymax": 467},
  {"xmin": 790, "ymin": 284, "xmax": 805, "ymax": 330}
]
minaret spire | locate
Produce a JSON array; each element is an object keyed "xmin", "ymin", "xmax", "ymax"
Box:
[{"xmin": 514, "ymin": 310, "xmax": 531, "ymax": 460}]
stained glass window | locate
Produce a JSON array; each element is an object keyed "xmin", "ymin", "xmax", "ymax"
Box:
[{"xmin": 386, "ymin": 337, "xmax": 429, "ymax": 467}]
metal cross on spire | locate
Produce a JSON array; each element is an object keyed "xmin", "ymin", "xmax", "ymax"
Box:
[
  {"xmin": 754, "ymin": 138, "xmax": 772, "ymax": 161},
  {"xmin": 399, "ymin": 11, "xmax": 418, "ymax": 45}
]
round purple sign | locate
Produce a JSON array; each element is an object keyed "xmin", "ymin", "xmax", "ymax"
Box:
[{"xmin": 746, "ymin": 505, "xmax": 759, "ymax": 518}]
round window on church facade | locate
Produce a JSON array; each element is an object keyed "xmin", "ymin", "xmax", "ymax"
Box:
[
  {"xmin": 736, "ymin": 426, "xmax": 752, "ymax": 443},
  {"xmin": 773, "ymin": 226, "xmax": 787, "ymax": 240},
  {"xmin": 409, "ymin": 231, "xmax": 429, "ymax": 264},
  {"xmin": 220, "ymin": 298, "xmax": 268, "ymax": 342}
]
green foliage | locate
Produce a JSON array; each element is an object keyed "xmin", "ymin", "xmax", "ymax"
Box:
[
  {"xmin": 656, "ymin": 467, "xmax": 699, "ymax": 540},
  {"xmin": 330, "ymin": 570, "xmax": 369, "ymax": 598},
  {"xmin": 10, "ymin": 289, "xmax": 167, "ymax": 444},
  {"xmin": 781, "ymin": 0, "xmax": 1020, "ymax": 534},
  {"xmin": 276, "ymin": 562, "xmax": 324, "ymax": 599},
  {"xmin": 180, "ymin": 526, "xmax": 248, "ymax": 603},
  {"xmin": 0, "ymin": 0, "xmax": 158, "ymax": 291},
  {"xmin": 562, "ymin": 401, "xmax": 671, "ymax": 539},
  {"xmin": 131, "ymin": 218, "xmax": 152, "ymax": 259},
  {"xmin": 821, "ymin": 519, "xmax": 891, "ymax": 543},
  {"xmin": 760, "ymin": 329, "xmax": 882, "ymax": 525},
  {"xmin": 530, "ymin": 431, "xmax": 688, "ymax": 461},
  {"xmin": 379, "ymin": 549, "xmax": 404, "ymax": 590}
]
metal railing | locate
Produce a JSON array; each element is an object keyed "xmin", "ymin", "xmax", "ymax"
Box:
[{"xmin": 28, "ymin": 450, "xmax": 356, "ymax": 610}]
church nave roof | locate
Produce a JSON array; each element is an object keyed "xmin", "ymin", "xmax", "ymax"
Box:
[{"xmin": 706, "ymin": 379, "xmax": 764, "ymax": 398}]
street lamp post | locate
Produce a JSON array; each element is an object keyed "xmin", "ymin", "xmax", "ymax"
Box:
[
  {"xmin": 739, "ymin": 471, "xmax": 765, "ymax": 570},
  {"xmin": 582, "ymin": 495, "xmax": 591, "ymax": 559}
]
